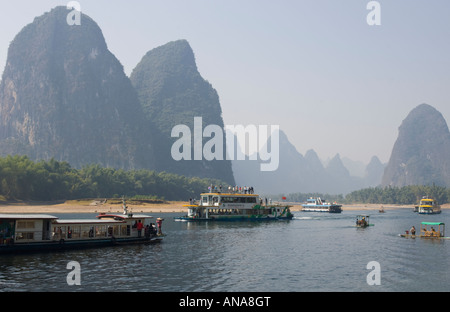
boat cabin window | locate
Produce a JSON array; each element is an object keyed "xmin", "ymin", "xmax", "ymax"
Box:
[
  {"xmin": 53, "ymin": 226, "xmax": 67, "ymax": 240},
  {"xmin": 220, "ymin": 196, "xmax": 257, "ymax": 203},
  {"xmin": 16, "ymin": 219, "xmax": 37, "ymax": 241},
  {"xmin": 95, "ymin": 225, "xmax": 107, "ymax": 238},
  {"xmin": 0, "ymin": 220, "xmax": 14, "ymax": 244},
  {"xmin": 247, "ymin": 197, "xmax": 256, "ymax": 203},
  {"xmin": 112, "ymin": 225, "xmax": 120, "ymax": 236},
  {"xmin": 16, "ymin": 232, "xmax": 34, "ymax": 241},
  {"xmin": 122, "ymin": 225, "xmax": 131, "ymax": 236},
  {"xmin": 17, "ymin": 221, "xmax": 35, "ymax": 229},
  {"xmin": 69, "ymin": 226, "xmax": 81, "ymax": 239}
]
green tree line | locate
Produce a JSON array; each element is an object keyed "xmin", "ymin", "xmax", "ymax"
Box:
[
  {"xmin": 0, "ymin": 155, "xmax": 226, "ymax": 201},
  {"xmin": 274, "ymin": 185, "xmax": 450, "ymax": 205},
  {"xmin": 345, "ymin": 185, "xmax": 449, "ymax": 205}
]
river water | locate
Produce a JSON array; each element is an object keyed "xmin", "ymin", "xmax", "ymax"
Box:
[{"xmin": 1, "ymin": 209, "xmax": 449, "ymax": 292}]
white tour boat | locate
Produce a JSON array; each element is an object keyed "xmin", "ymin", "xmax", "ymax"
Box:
[{"xmin": 301, "ymin": 197, "xmax": 342, "ymax": 213}]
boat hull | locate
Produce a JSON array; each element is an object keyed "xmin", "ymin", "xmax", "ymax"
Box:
[
  {"xmin": 175, "ymin": 215, "xmax": 293, "ymax": 222},
  {"xmin": 418, "ymin": 210, "xmax": 441, "ymax": 214},
  {"xmin": 302, "ymin": 205, "xmax": 342, "ymax": 213},
  {"xmin": 400, "ymin": 234, "xmax": 449, "ymax": 239},
  {"xmin": 0, "ymin": 236, "xmax": 163, "ymax": 254}
]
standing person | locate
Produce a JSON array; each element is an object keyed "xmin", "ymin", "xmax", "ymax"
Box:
[
  {"xmin": 136, "ymin": 220, "xmax": 144, "ymax": 238},
  {"xmin": 156, "ymin": 218, "xmax": 163, "ymax": 235},
  {"xmin": 144, "ymin": 225, "xmax": 150, "ymax": 238}
]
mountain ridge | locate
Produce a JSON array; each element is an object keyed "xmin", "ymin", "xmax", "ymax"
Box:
[
  {"xmin": 232, "ymin": 128, "xmax": 385, "ymax": 194},
  {"xmin": 381, "ymin": 103, "xmax": 450, "ymax": 187},
  {"xmin": 0, "ymin": 6, "xmax": 154, "ymax": 170},
  {"xmin": 128, "ymin": 40, "xmax": 236, "ymax": 184}
]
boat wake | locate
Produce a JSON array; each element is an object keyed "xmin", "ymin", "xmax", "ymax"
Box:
[{"xmin": 293, "ymin": 216, "xmax": 314, "ymax": 220}]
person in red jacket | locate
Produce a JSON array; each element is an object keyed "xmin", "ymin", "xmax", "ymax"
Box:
[{"xmin": 136, "ymin": 220, "xmax": 144, "ymax": 237}]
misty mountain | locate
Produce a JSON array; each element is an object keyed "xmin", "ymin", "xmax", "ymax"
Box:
[
  {"xmin": 365, "ymin": 156, "xmax": 385, "ymax": 187},
  {"xmin": 381, "ymin": 103, "xmax": 450, "ymax": 187},
  {"xmin": 0, "ymin": 7, "xmax": 235, "ymax": 185},
  {"xmin": 0, "ymin": 6, "xmax": 154, "ymax": 169},
  {"xmin": 130, "ymin": 40, "xmax": 235, "ymax": 184},
  {"xmin": 232, "ymin": 129, "xmax": 385, "ymax": 195},
  {"xmin": 0, "ymin": 6, "xmax": 392, "ymax": 193},
  {"xmin": 341, "ymin": 157, "xmax": 366, "ymax": 177}
]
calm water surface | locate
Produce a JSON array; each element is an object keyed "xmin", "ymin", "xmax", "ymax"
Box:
[{"xmin": 1, "ymin": 209, "xmax": 449, "ymax": 292}]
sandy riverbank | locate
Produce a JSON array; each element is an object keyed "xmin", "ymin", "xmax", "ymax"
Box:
[
  {"xmin": 1, "ymin": 200, "xmax": 449, "ymax": 214},
  {"xmin": 0, "ymin": 200, "xmax": 188, "ymax": 214}
]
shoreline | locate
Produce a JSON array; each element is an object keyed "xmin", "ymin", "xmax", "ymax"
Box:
[{"xmin": 1, "ymin": 200, "xmax": 448, "ymax": 214}]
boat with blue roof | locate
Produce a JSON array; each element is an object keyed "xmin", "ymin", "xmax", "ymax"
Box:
[{"xmin": 301, "ymin": 197, "xmax": 342, "ymax": 213}]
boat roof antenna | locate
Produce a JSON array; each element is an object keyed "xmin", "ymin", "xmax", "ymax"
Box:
[{"xmin": 122, "ymin": 196, "xmax": 128, "ymax": 215}]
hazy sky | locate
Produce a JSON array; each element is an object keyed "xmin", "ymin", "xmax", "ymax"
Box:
[{"xmin": 1, "ymin": 1, "xmax": 450, "ymax": 165}]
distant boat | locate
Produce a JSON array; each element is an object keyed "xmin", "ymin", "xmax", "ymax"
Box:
[
  {"xmin": 400, "ymin": 222, "xmax": 448, "ymax": 239},
  {"xmin": 417, "ymin": 197, "xmax": 441, "ymax": 214},
  {"xmin": 355, "ymin": 215, "xmax": 373, "ymax": 228},
  {"xmin": 301, "ymin": 197, "xmax": 342, "ymax": 213}
]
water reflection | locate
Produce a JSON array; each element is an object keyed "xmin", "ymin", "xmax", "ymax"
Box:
[{"xmin": 1, "ymin": 210, "xmax": 449, "ymax": 291}]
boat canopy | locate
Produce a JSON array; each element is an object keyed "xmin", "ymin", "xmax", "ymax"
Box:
[
  {"xmin": 420, "ymin": 222, "xmax": 445, "ymax": 237},
  {"xmin": 421, "ymin": 222, "xmax": 444, "ymax": 226}
]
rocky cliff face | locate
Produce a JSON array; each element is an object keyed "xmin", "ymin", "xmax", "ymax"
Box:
[
  {"xmin": 130, "ymin": 40, "xmax": 235, "ymax": 184},
  {"xmin": 0, "ymin": 7, "xmax": 154, "ymax": 169},
  {"xmin": 382, "ymin": 104, "xmax": 450, "ymax": 187}
]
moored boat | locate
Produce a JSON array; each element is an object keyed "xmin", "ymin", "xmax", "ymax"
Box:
[
  {"xmin": 301, "ymin": 197, "xmax": 342, "ymax": 213},
  {"xmin": 0, "ymin": 204, "xmax": 163, "ymax": 254},
  {"xmin": 175, "ymin": 191, "xmax": 293, "ymax": 221},
  {"xmin": 417, "ymin": 197, "xmax": 441, "ymax": 214}
]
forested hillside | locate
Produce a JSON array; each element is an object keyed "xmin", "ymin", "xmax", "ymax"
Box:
[{"xmin": 0, "ymin": 155, "xmax": 226, "ymax": 201}]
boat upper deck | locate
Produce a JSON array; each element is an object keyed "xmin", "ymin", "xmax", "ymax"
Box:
[
  {"xmin": 200, "ymin": 193, "xmax": 258, "ymax": 197},
  {"xmin": 0, "ymin": 214, "xmax": 58, "ymax": 220},
  {"xmin": 0, "ymin": 213, "xmax": 153, "ymax": 223}
]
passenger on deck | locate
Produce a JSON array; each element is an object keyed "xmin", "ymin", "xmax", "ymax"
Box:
[
  {"xmin": 156, "ymin": 218, "xmax": 163, "ymax": 235},
  {"xmin": 144, "ymin": 225, "xmax": 149, "ymax": 238},
  {"xmin": 136, "ymin": 220, "xmax": 144, "ymax": 237},
  {"xmin": 149, "ymin": 223, "xmax": 157, "ymax": 235},
  {"xmin": 431, "ymin": 227, "xmax": 437, "ymax": 237}
]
